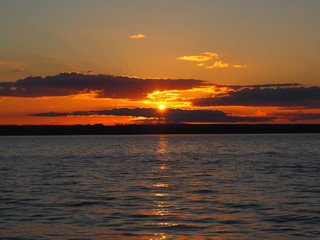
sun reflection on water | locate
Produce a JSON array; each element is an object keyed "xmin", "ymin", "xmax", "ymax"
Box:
[
  {"xmin": 149, "ymin": 232, "xmax": 167, "ymax": 240},
  {"xmin": 153, "ymin": 183, "xmax": 169, "ymax": 188},
  {"xmin": 148, "ymin": 136, "xmax": 177, "ymax": 238},
  {"xmin": 156, "ymin": 136, "xmax": 169, "ymax": 155}
]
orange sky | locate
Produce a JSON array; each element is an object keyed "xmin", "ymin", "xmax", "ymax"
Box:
[
  {"xmin": 0, "ymin": 73, "xmax": 319, "ymax": 124},
  {"xmin": 0, "ymin": 1, "xmax": 319, "ymax": 125}
]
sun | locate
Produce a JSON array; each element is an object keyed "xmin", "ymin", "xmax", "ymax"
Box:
[{"xmin": 158, "ymin": 105, "xmax": 166, "ymax": 110}]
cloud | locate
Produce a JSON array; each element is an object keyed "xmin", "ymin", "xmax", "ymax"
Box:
[
  {"xmin": 177, "ymin": 52, "xmax": 247, "ymax": 69},
  {"xmin": 272, "ymin": 112, "xmax": 320, "ymax": 122},
  {"xmin": 205, "ymin": 61, "xmax": 249, "ymax": 69},
  {"xmin": 238, "ymin": 83, "xmax": 301, "ymax": 88},
  {"xmin": 206, "ymin": 61, "xmax": 230, "ymax": 68},
  {"xmin": 177, "ymin": 55, "xmax": 213, "ymax": 62},
  {"xmin": 202, "ymin": 52, "xmax": 219, "ymax": 57},
  {"xmin": 129, "ymin": 34, "xmax": 146, "ymax": 39},
  {"xmin": 177, "ymin": 52, "xmax": 218, "ymax": 62},
  {"xmin": 0, "ymin": 72, "xmax": 208, "ymax": 99},
  {"xmin": 233, "ymin": 64, "xmax": 248, "ymax": 68},
  {"xmin": 31, "ymin": 112, "xmax": 70, "ymax": 117},
  {"xmin": 31, "ymin": 107, "xmax": 273, "ymax": 123},
  {"xmin": 192, "ymin": 86, "xmax": 320, "ymax": 108},
  {"xmin": 204, "ymin": 62, "xmax": 247, "ymax": 69}
]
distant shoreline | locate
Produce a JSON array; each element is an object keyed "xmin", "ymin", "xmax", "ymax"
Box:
[{"xmin": 0, "ymin": 124, "xmax": 319, "ymax": 135}]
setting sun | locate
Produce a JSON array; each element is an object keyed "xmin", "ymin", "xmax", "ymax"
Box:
[{"xmin": 158, "ymin": 105, "xmax": 166, "ymax": 110}]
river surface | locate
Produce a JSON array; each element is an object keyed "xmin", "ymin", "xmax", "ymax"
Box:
[{"xmin": 1, "ymin": 134, "xmax": 320, "ymax": 239}]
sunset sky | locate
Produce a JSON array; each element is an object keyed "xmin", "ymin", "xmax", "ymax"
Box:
[{"xmin": 1, "ymin": 0, "xmax": 319, "ymax": 125}]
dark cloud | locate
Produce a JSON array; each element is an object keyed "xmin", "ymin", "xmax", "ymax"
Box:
[
  {"xmin": 230, "ymin": 83, "xmax": 301, "ymax": 88},
  {"xmin": 31, "ymin": 108, "xmax": 273, "ymax": 123},
  {"xmin": 192, "ymin": 86, "xmax": 320, "ymax": 108},
  {"xmin": 31, "ymin": 112, "xmax": 70, "ymax": 117},
  {"xmin": 273, "ymin": 112, "xmax": 320, "ymax": 122},
  {"xmin": 0, "ymin": 72, "xmax": 208, "ymax": 99}
]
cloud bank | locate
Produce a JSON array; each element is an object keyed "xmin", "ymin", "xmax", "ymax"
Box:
[
  {"xmin": 273, "ymin": 112, "xmax": 320, "ymax": 122},
  {"xmin": 1, "ymin": 72, "xmax": 318, "ymax": 110},
  {"xmin": 0, "ymin": 72, "xmax": 207, "ymax": 99},
  {"xmin": 31, "ymin": 108, "xmax": 273, "ymax": 123},
  {"xmin": 192, "ymin": 86, "xmax": 320, "ymax": 108}
]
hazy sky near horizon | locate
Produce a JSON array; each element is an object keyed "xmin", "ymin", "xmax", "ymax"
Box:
[{"xmin": 1, "ymin": 0, "xmax": 320, "ymax": 125}]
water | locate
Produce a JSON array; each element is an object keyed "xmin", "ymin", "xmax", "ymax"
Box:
[{"xmin": 1, "ymin": 134, "xmax": 320, "ymax": 239}]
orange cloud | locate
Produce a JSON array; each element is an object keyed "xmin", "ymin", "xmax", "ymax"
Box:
[
  {"xmin": 177, "ymin": 55, "xmax": 212, "ymax": 62},
  {"xmin": 129, "ymin": 34, "xmax": 146, "ymax": 39},
  {"xmin": 178, "ymin": 51, "xmax": 247, "ymax": 69},
  {"xmin": 204, "ymin": 62, "xmax": 248, "ymax": 69},
  {"xmin": 206, "ymin": 61, "xmax": 230, "ymax": 68},
  {"xmin": 201, "ymin": 52, "xmax": 219, "ymax": 57},
  {"xmin": 233, "ymin": 64, "xmax": 248, "ymax": 68},
  {"xmin": 177, "ymin": 52, "xmax": 219, "ymax": 62}
]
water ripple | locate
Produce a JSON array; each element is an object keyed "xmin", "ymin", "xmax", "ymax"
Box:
[{"xmin": 1, "ymin": 134, "xmax": 320, "ymax": 239}]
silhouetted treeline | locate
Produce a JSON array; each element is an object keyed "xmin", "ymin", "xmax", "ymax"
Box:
[{"xmin": 0, "ymin": 124, "xmax": 319, "ymax": 135}]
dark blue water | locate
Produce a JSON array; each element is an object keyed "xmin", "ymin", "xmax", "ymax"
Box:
[{"xmin": 1, "ymin": 134, "xmax": 320, "ymax": 239}]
